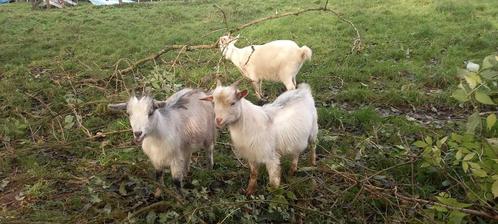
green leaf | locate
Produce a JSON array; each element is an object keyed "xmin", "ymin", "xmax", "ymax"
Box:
[
  {"xmin": 466, "ymin": 112, "xmax": 481, "ymax": 134},
  {"xmin": 431, "ymin": 205, "xmax": 448, "ymax": 212},
  {"xmin": 119, "ymin": 182, "xmax": 127, "ymax": 196},
  {"xmin": 146, "ymin": 211, "xmax": 157, "ymax": 224},
  {"xmin": 452, "ymin": 89, "xmax": 469, "ymax": 102},
  {"xmin": 492, "ymin": 180, "xmax": 498, "ymax": 198},
  {"xmin": 451, "ymin": 133, "xmax": 463, "ymax": 142},
  {"xmin": 425, "ymin": 136, "xmax": 433, "ymax": 145},
  {"xmin": 455, "ymin": 150, "xmax": 463, "ymax": 160},
  {"xmin": 448, "ymin": 210, "xmax": 467, "ymax": 224},
  {"xmin": 463, "ymin": 152, "xmax": 475, "ymax": 161},
  {"xmin": 462, "ymin": 161, "xmax": 469, "ymax": 172},
  {"xmin": 480, "ymin": 70, "xmax": 498, "ymax": 80},
  {"xmin": 471, "ymin": 168, "xmax": 487, "ymax": 177},
  {"xmin": 435, "ymin": 196, "xmax": 472, "ymax": 208},
  {"xmin": 464, "ymin": 72, "xmax": 481, "ymax": 89},
  {"xmin": 436, "ymin": 136, "xmax": 448, "ymax": 148},
  {"xmin": 468, "ymin": 162, "xmax": 481, "ymax": 169},
  {"xmin": 475, "ymin": 91, "xmax": 495, "ymax": 105},
  {"xmin": 487, "ymin": 114, "xmax": 497, "ymax": 130},
  {"xmin": 482, "ymin": 54, "xmax": 498, "ymax": 70},
  {"xmin": 414, "ymin": 141, "xmax": 427, "ymax": 148}
]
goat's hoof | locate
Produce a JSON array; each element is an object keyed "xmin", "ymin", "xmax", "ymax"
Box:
[
  {"xmin": 154, "ymin": 187, "xmax": 162, "ymax": 198},
  {"xmin": 244, "ymin": 188, "xmax": 255, "ymax": 196}
]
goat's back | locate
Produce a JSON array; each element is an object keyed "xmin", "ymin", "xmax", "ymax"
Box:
[
  {"xmin": 248, "ymin": 40, "xmax": 308, "ymax": 80},
  {"xmin": 265, "ymin": 84, "xmax": 317, "ymax": 155},
  {"xmin": 162, "ymin": 89, "xmax": 216, "ymax": 149}
]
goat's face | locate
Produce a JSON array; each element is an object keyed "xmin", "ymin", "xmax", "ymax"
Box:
[
  {"xmin": 201, "ymin": 81, "xmax": 247, "ymax": 128},
  {"xmin": 108, "ymin": 96, "xmax": 166, "ymax": 144},
  {"xmin": 218, "ymin": 35, "xmax": 238, "ymax": 55}
]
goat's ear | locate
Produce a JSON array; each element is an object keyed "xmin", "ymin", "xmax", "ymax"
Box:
[
  {"xmin": 199, "ymin": 95, "xmax": 214, "ymax": 101},
  {"xmin": 153, "ymin": 100, "xmax": 167, "ymax": 110},
  {"xmin": 108, "ymin": 103, "xmax": 127, "ymax": 111},
  {"xmin": 216, "ymin": 79, "xmax": 222, "ymax": 87},
  {"xmin": 236, "ymin": 90, "xmax": 248, "ymax": 100},
  {"xmin": 230, "ymin": 79, "xmax": 242, "ymax": 88}
]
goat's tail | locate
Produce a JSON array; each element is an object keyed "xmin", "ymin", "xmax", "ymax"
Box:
[{"xmin": 300, "ymin": 46, "xmax": 312, "ymax": 61}]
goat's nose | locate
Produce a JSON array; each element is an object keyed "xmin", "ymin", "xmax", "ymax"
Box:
[
  {"xmin": 133, "ymin": 131, "xmax": 143, "ymax": 138},
  {"xmin": 215, "ymin": 117, "xmax": 223, "ymax": 126}
]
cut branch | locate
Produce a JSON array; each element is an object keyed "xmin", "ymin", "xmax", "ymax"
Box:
[
  {"xmin": 324, "ymin": 168, "xmax": 498, "ymax": 221},
  {"xmin": 117, "ymin": 44, "xmax": 217, "ymax": 75},
  {"xmin": 230, "ymin": 6, "xmax": 363, "ymax": 53}
]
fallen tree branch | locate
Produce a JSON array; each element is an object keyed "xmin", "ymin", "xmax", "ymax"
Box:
[
  {"xmin": 117, "ymin": 44, "xmax": 217, "ymax": 75},
  {"xmin": 393, "ymin": 190, "xmax": 498, "ymax": 221},
  {"xmin": 324, "ymin": 167, "xmax": 498, "ymax": 221},
  {"xmin": 230, "ymin": 6, "xmax": 363, "ymax": 53}
]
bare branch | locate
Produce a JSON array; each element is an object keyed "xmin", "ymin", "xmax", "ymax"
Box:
[
  {"xmin": 117, "ymin": 44, "xmax": 217, "ymax": 75},
  {"xmin": 213, "ymin": 4, "xmax": 229, "ymax": 32}
]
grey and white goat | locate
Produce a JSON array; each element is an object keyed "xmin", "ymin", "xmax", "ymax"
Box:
[
  {"xmin": 201, "ymin": 80, "xmax": 318, "ymax": 195},
  {"xmin": 108, "ymin": 89, "xmax": 216, "ymax": 192}
]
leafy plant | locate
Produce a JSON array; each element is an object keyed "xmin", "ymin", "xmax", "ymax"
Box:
[
  {"xmin": 145, "ymin": 66, "xmax": 183, "ymax": 96},
  {"xmin": 414, "ymin": 54, "xmax": 498, "ymax": 223}
]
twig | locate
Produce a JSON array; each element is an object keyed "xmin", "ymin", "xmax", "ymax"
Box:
[
  {"xmin": 214, "ymin": 4, "xmax": 229, "ymax": 32},
  {"xmin": 126, "ymin": 201, "xmax": 173, "ymax": 221},
  {"xmin": 69, "ymin": 105, "xmax": 92, "ymax": 138}
]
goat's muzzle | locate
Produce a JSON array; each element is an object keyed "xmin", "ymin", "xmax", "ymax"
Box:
[
  {"xmin": 215, "ymin": 117, "xmax": 224, "ymax": 128},
  {"xmin": 133, "ymin": 131, "xmax": 145, "ymax": 144}
]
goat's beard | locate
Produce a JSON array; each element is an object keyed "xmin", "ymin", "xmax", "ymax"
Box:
[{"xmin": 134, "ymin": 135, "xmax": 145, "ymax": 144}]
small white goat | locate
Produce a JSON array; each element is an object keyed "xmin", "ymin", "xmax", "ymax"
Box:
[
  {"xmin": 108, "ymin": 89, "xmax": 216, "ymax": 192},
  {"xmin": 219, "ymin": 35, "xmax": 312, "ymax": 100},
  {"xmin": 201, "ymin": 80, "xmax": 318, "ymax": 195}
]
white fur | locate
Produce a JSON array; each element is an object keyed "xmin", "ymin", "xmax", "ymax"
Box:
[
  {"xmin": 219, "ymin": 35, "xmax": 312, "ymax": 99},
  {"xmin": 210, "ymin": 82, "xmax": 318, "ymax": 190},
  {"xmin": 108, "ymin": 89, "xmax": 216, "ymax": 186}
]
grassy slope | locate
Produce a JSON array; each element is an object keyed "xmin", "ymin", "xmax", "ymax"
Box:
[{"xmin": 1, "ymin": 0, "xmax": 497, "ymax": 223}]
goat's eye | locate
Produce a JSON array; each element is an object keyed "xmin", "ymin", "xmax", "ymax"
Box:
[
  {"xmin": 148, "ymin": 111, "xmax": 154, "ymax": 117},
  {"xmin": 230, "ymin": 102, "xmax": 236, "ymax": 106}
]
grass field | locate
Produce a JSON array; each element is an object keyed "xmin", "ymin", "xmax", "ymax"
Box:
[{"xmin": 1, "ymin": 0, "xmax": 498, "ymax": 223}]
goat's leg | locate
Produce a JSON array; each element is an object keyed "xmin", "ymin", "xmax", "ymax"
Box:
[
  {"xmin": 245, "ymin": 161, "xmax": 259, "ymax": 195},
  {"xmin": 290, "ymin": 154, "xmax": 299, "ymax": 176},
  {"xmin": 184, "ymin": 153, "xmax": 192, "ymax": 174},
  {"xmin": 265, "ymin": 160, "xmax": 281, "ymax": 188},
  {"xmin": 170, "ymin": 160, "xmax": 185, "ymax": 195},
  {"xmin": 208, "ymin": 144, "xmax": 214, "ymax": 169},
  {"xmin": 283, "ymin": 76, "xmax": 296, "ymax": 90},
  {"xmin": 309, "ymin": 141, "xmax": 317, "ymax": 166},
  {"xmin": 155, "ymin": 170, "xmax": 165, "ymax": 186},
  {"xmin": 154, "ymin": 170, "xmax": 165, "ymax": 198},
  {"xmin": 251, "ymin": 80, "xmax": 264, "ymax": 100}
]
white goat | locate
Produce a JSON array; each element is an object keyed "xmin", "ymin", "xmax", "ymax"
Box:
[
  {"xmin": 108, "ymin": 89, "xmax": 216, "ymax": 192},
  {"xmin": 201, "ymin": 80, "xmax": 318, "ymax": 195},
  {"xmin": 219, "ymin": 35, "xmax": 312, "ymax": 100}
]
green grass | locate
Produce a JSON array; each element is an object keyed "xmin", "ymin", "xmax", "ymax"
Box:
[{"xmin": 1, "ymin": 0, "xmax": 498, "ymax": 223}]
